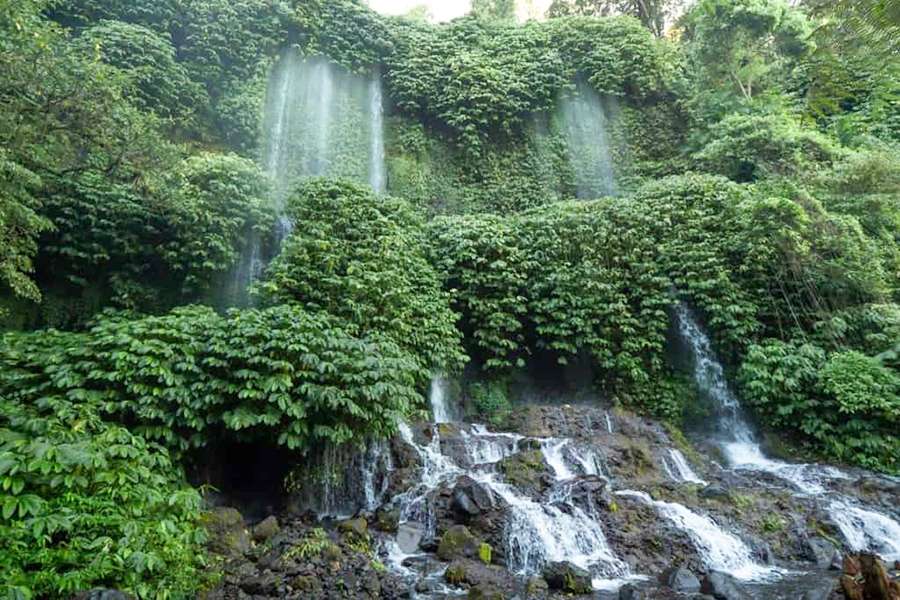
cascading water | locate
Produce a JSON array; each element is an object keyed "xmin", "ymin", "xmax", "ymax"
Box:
[
  {"xmin": 558, "ymin": 81, "xmax": 618, "ymax": 199},
  {"xmin": 673, "ymin": 301, "xmax": 900, "ymax": 560},
  {"xmin": 661, "ymin": 448, "xmax": 707, "ymax": 485},
  {"xmin": 616, "ymin": 491, "xmax": 778, "ymax": 581},
  {"xmin": 368, "ymin": 71, "xmax": 386, "ymax": 194},
  {"xmin": 429, "ymin": 376, "xmax": 454, "ymax": 424}
]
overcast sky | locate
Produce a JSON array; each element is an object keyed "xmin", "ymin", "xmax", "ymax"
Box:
[{"xmin": 367, "ymin": 0, "xmax": 553, "ymax": 22}]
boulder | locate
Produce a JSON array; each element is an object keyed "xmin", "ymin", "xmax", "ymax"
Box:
[
  {"xmin": 700, "ymin": 484, "xmax": 731, "ymax": 500},
  {"xmin": 701, "ymin": 570, "xmax": 750, "ymax": 600},
  {"xmin": 468, "ymin": 584, "xmax": 505, "ymax": 600},
  {"xmin": 375, "ymin": 506, "xmax": 400, "ymax": 532},
  {"xmin": 525, "ymin": 575, "xmax": 549, "ymax": 598},
  {"xmin": 542, "ymin": 561, "xmax": 593, "ymax": 594},
  {"xmin": 397, "ymin": 521, "xmax": 425, "ymax": 554},
  {"xmin": 337, "ymin": 516, "xmax": 368, "ymax": 538},
  {"xmin": 437, "ymin": 525, "xmax": 480, "ymax": 561},
  {"xmin": 618, "ymin": 584, "xmax": 646, "ymax": 600},
  {"xmin": 659, "ymin": 566, "xmax": 701, "ymax": 593},
  {"xmin": 251, "ymin": 515, "xmax": 280, "ymax": 542},
  {"xmin": 203, "ymin": 507, "xmax": 250, "ymax": 556},
  {"xmin": 805, "ymin": 536, "xmax": 840, "ymax": 569},
  {"xmin": 445, "ymin": 560, "xmax": 468, "ymax": 585},
  {"xmin": 452, "ymin": 476, "xmax": 495, "ymax": 519}
]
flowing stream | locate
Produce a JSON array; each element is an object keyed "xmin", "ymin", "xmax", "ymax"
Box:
[
  {"xmin": 558, "ymin": 82, "xmax": 618, "ymax": 199},
  {"xmin": 674, "ymin": 302, "xmax": 900, "ymax": 562}
]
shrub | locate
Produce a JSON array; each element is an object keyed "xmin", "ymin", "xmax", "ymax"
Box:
[
  {"xmin": 0, "ymin": 395, "xmax": 207, "ymax": 599},
  {"xmin": 0, "ymin": 304, "xmax": 423, "ymax": 453}
]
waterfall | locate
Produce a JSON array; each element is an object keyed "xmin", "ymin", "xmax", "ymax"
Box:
[
  {"xmin": 558, "ymin": 81, "xmax": 617, "ymax": 199},
  {"xmin": 429, "ymin": 376, "xmax": 454, "ymax": 423},
  {"xmin": 368, "ymin": 71, "xmax": 386, "ymax": 194},
  {"xmin": 616, "ymin": 491, "xmax": 778, "ymax": 581},
  {"xmin": 604, "ymin": 411, "xmax": 614, "ymax": 434},
  {"xmin": 673, "ymin": 302, "xmax": 900, "ymax": 560},
  {"xmin": 542, "ymin": 439, "xmax": 575, "ymax": 481},
  {"xmin": 661, "ymin": 449, "xmax": 707, "ymax": 485}
]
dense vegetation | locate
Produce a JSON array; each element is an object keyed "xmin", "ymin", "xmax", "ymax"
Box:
[{"xmin": 1, "ymin": 0, "xmax": 898, "ymax": 596}]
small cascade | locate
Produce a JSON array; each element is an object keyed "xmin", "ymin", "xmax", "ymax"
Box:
[
  {"xmin": 429, "ymin": 376, "xmax": 454, "ymax": 424},
  {"xmin": 661, "ymin": 449, "xmax": 706, "ymax": 485},
  {"xmin": 829, "ymin": 501, "xmax": 900, "ymax": 562},
  {"xmin": 482, "ymin": 472, "xmax": 629, "ymax": 580},
  {"xmin": 604, "ymin": 411, "xmax": 614, "ymax": 434},
  {"xmin": 541, "ymin": 439, "xmax": 575, "ymax": 480},
  {"xmin": 368, "ymin": 71, "xmax": 386, "ymax": 194},
  {"xmin": 557, "ymin": 81, "xmax": 618, "ymax": 199},
  {"xmin": 673, "ymin": 302, "xmax": 900, "ymax": 560},
  {"xmin": 616, "ymin": 491, "xmax": 778, "ymax": 581}
]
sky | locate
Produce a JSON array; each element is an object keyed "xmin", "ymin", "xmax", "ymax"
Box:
[{"xmin": 367, "ymin": 0, "xmax": 554, "ymax": 22}]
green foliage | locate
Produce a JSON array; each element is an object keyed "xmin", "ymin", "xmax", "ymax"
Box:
[
  {"xmin": 74, "ymin": 20, "xmax": 207, "ymax": 125},
  {"xmin": 259, "ymin": 179, "xmax": 466, "ymax": 379},
  {"xmin": 695, "ymin": 112, "xmax": 839, "ymax": 182},
  {"xmin": 0, "ymin": 394, "xmax": 207, "ymax": 599},
  {"xmin": 547, "ymin": 0, "xmax": 679, "ymax": 37},
  {"xmin": 284, "ymin": 528, "xmax": 333, "ymax": 561},
  {"xmin": 740, "ymin": 341, "xmax": 900, "ymax": 473},
  {"xmin": 0, "ymin": 304, "xmax": 423, "ymax": 453},
  {"xmin": 467, "ymin": 379, "xmax": 512, "ymax": 426},
  {"xmin": 681, "ymin": 0, "xmax": 814, "ymax": 121}
]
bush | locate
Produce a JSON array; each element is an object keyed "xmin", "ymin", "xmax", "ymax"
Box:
[
  {"xmin": 740, "ymin": 340, "xmax": 900, "ymax": 473},
  {"xmin": 0, "ymin": 304, "xmax": 424, "ymax": 453},
  {"xmin": 0, "ymin": 395, "xmax": 207, "ymax": 599},
  {"xmin": 259, "ymin": 179, "xmax": 466, "ymax": 380}
]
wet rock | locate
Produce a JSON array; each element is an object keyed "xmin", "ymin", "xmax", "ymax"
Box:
[
  {"xmin": 375, "ymin": 506, "xmax": 400, "ymax": 532},
  {"xmin": 618, "ymin": 584, "xmax": 645, "ymax": 600},
  {"xmin": 203, "ymin": 507, "xmax": 250, "ymax": 556},
  {"xmin": 659, "ymin": 566, "xmax": 701, "ymax": 593},
  {"xmin": 72, "ymin": 590, "xmax": 132, "ymax": 600},
  {"xmin": 542, "ymin": 561, "xmax": 592, "ymax": 594},
  {"xmin": 452, "ymin": 476, "xmax": 496, "ymax": 519},
  {"xmin": 468, "ymin": 584, "xmax": 505, "ymax": 599},
  {"xmin": 338, "ymin": 516, "xmax": 368, "ymax": 538},
  {"xmin": 438, "ymin": 525, "xmax": 480, "ymax": 561},
  {"xmin": 701, "ymin": 571, "xmax": 750, "ymax": 600},
  {"xmin": 251, "ymin": 515, "xmax": 280, "ymax": 543},
  {"xmin": 804, "ymin": 536, "xmax": 839, "ymax": 569},
  {"xmin": 240, "ymin": 572, "xmax": 279, "ymax": 595},
  {"xmin": 525, "ymin": 575, "xmax": 549, "ymax": 598},
  {"xmin": 700, "ymin": 484, "xmax": 730, "ymax": 500},
  {"xmin": 498, "ymin": 450, "xmax": 550, "ymax": 495},
  {"xmin": 802, "ymin": 577, "xmax": 836, "ymax": 600},
  {"xmin": 397, "ymin": 521, "xmax": 425, "ymax": 553}
]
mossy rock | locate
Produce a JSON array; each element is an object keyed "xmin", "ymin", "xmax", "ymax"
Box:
[
  {"xmin": 478, "ymin": 542, "xmax": 492, "ymax": 565},
  {"xmin": 438, "ymin": 525, "xmax": 479, "ymax": 561},
  {"xmin": 445, "ymin": 560, "xmax": 468, "ymax": 585},
  {"xmin": 498, "ymin": 450, "xmax": 547, "ymax": 492}
]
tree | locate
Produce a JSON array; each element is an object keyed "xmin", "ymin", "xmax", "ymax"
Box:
[
  {"xmin": 680, "ymin": 0, "xmax": 814, "ymax": 120},
  {"xmin": 472, "ymin": 0, "xmax": 517, "ymax": 22},
  {"xmin": 547, "ymin": 0, "xmax": 681, "ymax": 37}
]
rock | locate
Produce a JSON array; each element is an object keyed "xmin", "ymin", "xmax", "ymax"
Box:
[
  {"xmin": 203, "ymin": 507, "xmax": 250, "ymax": 556},
  {"xmin": 397, "ymin": 521, "xmax": 425, "ymax": 554},
  {"xmin": 338, "ymin": 516, "xmax": 368, "ymax": 538},
  {"xmin": 802, "ymin": 577, "xmax": 836, "ymax": 600},
  {"xmin": 525, "ymin": 576, "xmax": 549, "ymax": 598},
  {"xmin": 659, "ymin": 566, "xmax": 701, "ymax": 593},
  {"xmin": 805, "ymin": 536, "xmax": 839, "ymax": 569},
  {"xmin": 446, "ymin": 560, "xmax": 468, "ymax": 585},
  {"xmin": 498, "ymin": 450, "xmax": 550, "ymax": 495},
  {"xmin": 618, "ymin": 584, "xmax": 645, "ymax": 600},
  {"xmin": 437, "ymin": 525, "xmax": 480, "ymax": 561},
  {"xmin": 846, "ymin": 553, "xmax": 900, "ymax": 600},
  {"xmin": 251, "ymin": 516, "xmax": 280, "ymax": 543},
  {"xmin": 701, "ymin": 571, "xmax": 750, "ymax": 600},
  {"xmin": 468, "ymin": 584, "xmax": 505, "ymax": 600},
  {"xmin": 542, "ymin": 561, "xmax": 593, "ymax": 594},
  {"xmin": 700, "ymin": 484, "xmax": 730, "ymax": 500},
  {"xmin": 73, "ymin": 590, "xmax": 132, "ymax": 600},
  {"xmin": 375, "ymin": 506, "xmax": 400, "ymax": 532},
  {"xmin": 452, "ymin": 476, "xmax": 496, "ymax": 519},
  {"xmin": 240, "ymin": 572, "xmax": 280, "ymax": 595}
]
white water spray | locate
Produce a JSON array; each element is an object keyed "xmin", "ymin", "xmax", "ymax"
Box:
[
  {"xmin": 558, "ymin": 82, "xmax": 617, "ymax": 199},
  {"xmin": 661, "ymin": 448, "xmax": 707, "ymax": 485}
]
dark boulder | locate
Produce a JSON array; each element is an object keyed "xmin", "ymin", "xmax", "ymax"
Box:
[
  {"xmin": 251, "ymin": 515, "xmax": 280, "ymax": 542},
  {"xmin": 659, "ymin": 566, "xmax": 701, "ymax": 593},
  {"xmin": 452, "ymin": 476, "xmax": 496, "ymax": 519},
  {"xmin": 203, "ymin": 506, "xmax": 250, "ymax": 557},
  {"xmin": 700, "ymin": 484, "xmax": 731, "ymax": 500},
  {"xmin": 804, "ymin": 536, "xmax": 840, "ymax": 569},
  {"xmin": 437, "ymin": 525, "xmax": 480, "ymax": 561},
  {"xmin": 542, "ymin": 561, "xmax": 593, "ymax": 594},
  {"xmin": 701, "ymin": 570, "xmax": 751, "ymax": 600}
]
